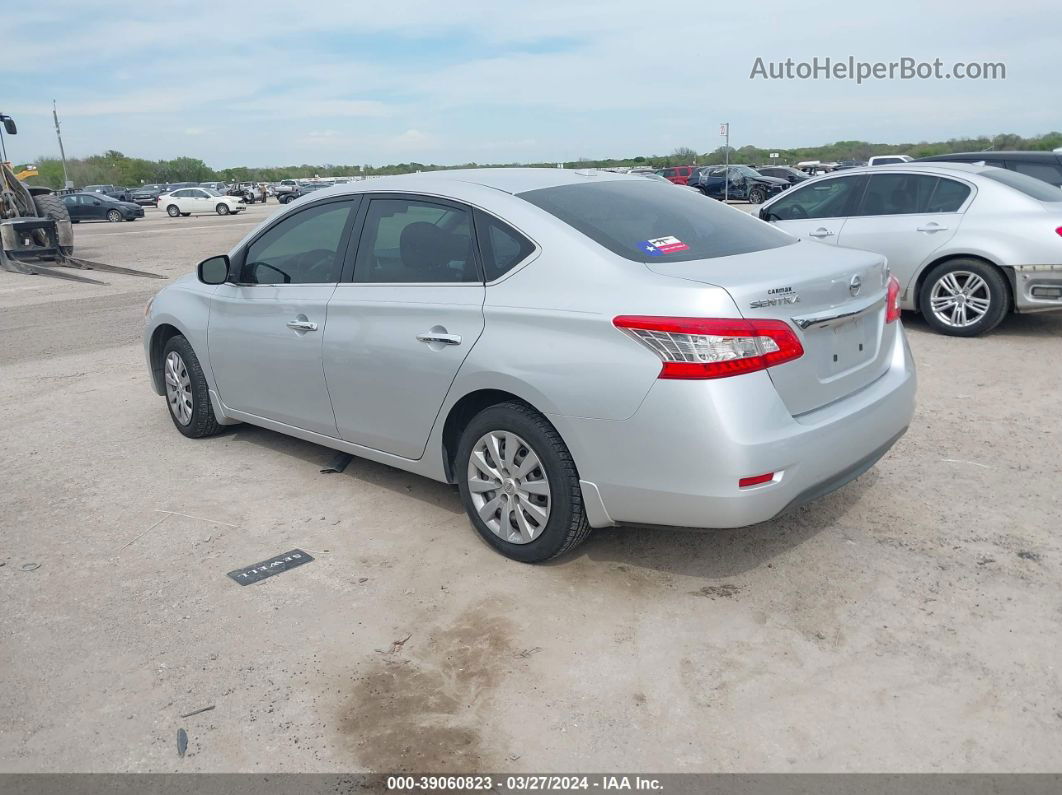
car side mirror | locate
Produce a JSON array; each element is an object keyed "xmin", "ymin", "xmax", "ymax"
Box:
[
  {"xmin": 93, "ymin": 200, "xmax": 101, "ymax": 205},
  {"xmin": 198, "ymin": 254, "xmax": 231, "ymax": 285}
]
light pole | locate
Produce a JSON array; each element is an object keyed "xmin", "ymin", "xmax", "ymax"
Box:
[
  {"xmin": 720, "ymin": 122, "xmax": 730, "ymax": 202},
  {"xmin": 53, "ymin": 101, "xmax": 71, "ymax": 188}
]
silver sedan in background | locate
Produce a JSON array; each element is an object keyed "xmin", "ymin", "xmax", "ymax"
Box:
[
  {"xmin": 758, "ymin": 163, "xmax": 1062, "ymax": 335},
  {"xmin": 145, "ymin": 169, "xmax": 915, "ymax": 562}
]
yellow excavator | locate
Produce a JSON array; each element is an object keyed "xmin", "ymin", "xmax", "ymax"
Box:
[{"xmin": 0, "ymin": 114, "xmax": 162, "ymax": 284}]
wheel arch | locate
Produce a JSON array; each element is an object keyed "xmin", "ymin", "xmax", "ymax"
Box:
[
  {"xmin": 148, "ymin": 323, "xmax": 185, "ymax": 394},
  {"xmin": 911, "ymin": 253, "xmax": 1014, "ymax": 314},
  {"xmin": 438, "ymin": 387, "xmax": 587, "ymax": 485}
]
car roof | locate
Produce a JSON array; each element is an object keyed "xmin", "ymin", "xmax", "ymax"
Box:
[
  {"xmin": 916, "ymin": 150, "xmax": 1060, "ymax": 162},
  {"xmin": 348, "ymin": 167, "xmax": 642, "ymax": 195},
  {"xmin": 815, "ymin": 162, "xmax": 988, "ymax": 177}
]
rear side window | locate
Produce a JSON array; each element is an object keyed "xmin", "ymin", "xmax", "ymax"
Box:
[
  {"xmin": 474, "ymin": 210, "xmax": 535, "ymax": 281},
  {"xmin": 355, "ymin": 198, "xmax": 479, "ymax": 283},
  {"xmin": 519, "ymin": 179, "xmax": 793, "ymax": 263},
  {"xmin": 924, "ymin": 178, "xmax": 972, "ymax": 212},
  {"xmin": 1010, "ymin": 161, "xmax": 1062, "ymax": 188},
  {"xmin": 980, "ymin": 168, "xmax": 1062, "ymax": 201},
  {"xmin": 854, "ymin": 174, "xmax": 938, "ymax": 216}
]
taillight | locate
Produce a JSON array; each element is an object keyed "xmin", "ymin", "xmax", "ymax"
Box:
[
  {"xmin": 1055, "ymin": 226, "xmax": 1062, "ymax": 237},
  {"xmin": 885, "ymin": 274, "xmax": 901, "ymax": 324},
  {"xmin": 613, "ymin": 316, "xmax": 804, "ymax": 380}
]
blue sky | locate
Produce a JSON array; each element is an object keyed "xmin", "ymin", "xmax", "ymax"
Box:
[{"xmin": 4, "ymin": 0, "xmax": 1058, "ymax": 168}]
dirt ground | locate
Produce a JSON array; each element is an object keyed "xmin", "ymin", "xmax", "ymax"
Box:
[{"xmin": 1, "ymin": 202, "xmax": 1060, "ymax": 773}]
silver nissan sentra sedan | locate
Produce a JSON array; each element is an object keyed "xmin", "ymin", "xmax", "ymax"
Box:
[{"xmin": 144, "ymin": 168, "xmax": 916, "ymax": 562}]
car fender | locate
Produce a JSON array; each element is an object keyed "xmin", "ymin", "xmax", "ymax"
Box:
[
  {"xmin": 145, "ymin": 280, "xmax": 222, "ymax": 401},
  {"xmin": 908, "ymin": 235, "xmax": 1013, "ymax": 309}
]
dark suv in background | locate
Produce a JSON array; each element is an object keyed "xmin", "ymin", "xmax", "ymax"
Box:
[
  {"xmin": 755, "ymin": 165, "xmax": 810, "ymax": 185},
  {"xmin": 688, "ymin": 165, "xmax": 789, "ymax": 203},
  {"xmin": 915, "ymin": 150, "xmax": 1062, "ymax": 188},
  {"xmin": 83, "ymin": 184, "xmax": 134, "ymax": 203}
]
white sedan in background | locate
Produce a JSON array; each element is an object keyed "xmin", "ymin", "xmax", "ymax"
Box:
[
  {"xmin": 758, "ymin": 163, "xmax": 1062, "ymax": 336},
  {"xmin": 158, "ymin": 187, "xmax": 247, "ymax": 218}
]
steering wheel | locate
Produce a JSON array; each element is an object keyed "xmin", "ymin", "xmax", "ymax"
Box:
[
  {"xmin": 294, "ymin": 248, "xmax": 336, "ymax": 281},
  {"xmin": 788, "ymin": 205, "xmax": 809, "ymax": 220}
]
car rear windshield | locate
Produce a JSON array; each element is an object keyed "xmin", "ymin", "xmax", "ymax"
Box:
[
  {"xmin": 979, "ymin": 167, "xmax": 1062, "ymax": 202},
  {"xmin": 518, "ymin": 180, "xmax": 794, "ymax": 262}
]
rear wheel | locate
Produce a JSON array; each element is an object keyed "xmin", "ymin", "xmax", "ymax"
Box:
[
  {"xmin": 919, "ymin": 259, "xmax": 1009, "ymax": 337},
  {"xmin": 166, "ymin": 204, "xmax": 180, "ymax": 217},
  {"xmin": 161, "ymin": 335, "xmax": 224, "ymax": 438},
  {"xmin": 456, "ymin": 402, "xmax": 591, "ymax": 563},
  {"xmin": 216, "ymin": 203, "xmax": 230, "ymax": 215}
]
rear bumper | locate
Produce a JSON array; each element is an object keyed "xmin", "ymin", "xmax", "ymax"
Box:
[
  {"xmin": 1013, "ymin": 265, "xmax": 1062, "ymax": 313},
  {"xmin": 552, "ymin": 326, "xmax": 917, "ymax": 529}
]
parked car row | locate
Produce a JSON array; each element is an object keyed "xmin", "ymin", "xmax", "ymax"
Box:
[{"xmin": 758, "ymin": 162, "xmax": 1062, "ymax": 336}]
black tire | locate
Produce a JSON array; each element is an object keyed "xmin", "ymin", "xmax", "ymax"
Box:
[
  {"xmin": 107, "ymin": 209, "xmax": 122, "ymax": 222},
  {"xmin": 918, "ymin": 258, "xmax": 1009, "ymax": 337},
  {"xmin": 32, "ymin": 193, "xmax": 71, "ymax": 225},
  {"xmin": 166, "ymin": 204, "xmax": 180, "ymax": 217},
  {"xmin": 181, "ymin": 212, "xmax": 191, "ymax": 217},
  {"xmin": 748, "ymin": 186, "xmax": 767, "ymax": 204},
  {"xmin": 161, "ymin": 335, "xmax": 224, "ymax": 438},
  {"xmin": 216, "ymin": 203, "xmax": 230, "ymax": 215},
  {"xmin": 456, "ymin": 402, "xmax": 591, "ymax": 563}
]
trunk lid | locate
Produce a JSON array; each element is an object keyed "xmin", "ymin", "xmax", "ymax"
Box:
[{"xmin": 647, "ymin": 240, "xmax": 895, "ymax": 415}]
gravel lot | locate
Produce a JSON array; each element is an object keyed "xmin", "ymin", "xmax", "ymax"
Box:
[{"xmin": 1, "ymin": 202, "xmax": 1060, "ymax": 773}]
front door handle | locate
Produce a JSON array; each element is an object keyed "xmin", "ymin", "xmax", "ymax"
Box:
[
  {"xmin": 808, "ymin": 227, "xmax": 834, "ymax": 238},
  {"xmin": 286, "ymin": 319, "xmax": 318, "ymax": 332},
  {"xmin": 416, "ymin": 332, "xmax": 462, "ymax": 345},
  {"xmin": 916, "ymin": 223, "xmax": 948, "ymax": 232}
]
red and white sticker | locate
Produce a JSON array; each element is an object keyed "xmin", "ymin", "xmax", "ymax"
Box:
[{"xmin": 647, "ymin": 235, "xmax": 690, "ymax": 254}]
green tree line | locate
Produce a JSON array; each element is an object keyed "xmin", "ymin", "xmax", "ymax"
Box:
[{"xmin": 24, "ymin": 131, "xmax": 1062, "ymax": 189}]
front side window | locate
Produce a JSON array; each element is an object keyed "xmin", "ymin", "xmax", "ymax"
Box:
[
  {"xmin": 241, "ymin": 200, "xmax": 355, "ymax": 285},
  {"xmin": 763, "ymin": 175, "xmax": 864, "ymax": 221},
  {"xmin": 474, "ymin": 210, "xmax": 535, "ymax": 281},
  {"xmin": 853, "ymin": 174, "xmax": 938, "ymax": 216},
  {"xmin": 520, "ymin": 179, "xmax": 793, "ymax": 263},
  {"xmin": 354, "ymin": 198, "xmax": 478, "ymax": 283}
]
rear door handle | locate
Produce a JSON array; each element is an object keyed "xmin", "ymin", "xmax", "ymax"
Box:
[
  {"xmin": 916, "ymin": 224, "xmax": 948, "ymax": 232},
  {"xmin": 808, "ymin": 228, "xmax": 834, "ymax": 238},
  {"xmin": 286, "ymin": 319, "xmax": 318, "ymax": 332},
  {"xmin": 416, "ymin": 332, "xmax": 462, "ymax": 345}
]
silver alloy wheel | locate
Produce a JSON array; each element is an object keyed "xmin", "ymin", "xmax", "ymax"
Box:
[
  {"xmin": 929, "ymin": 270, "xmax": 992, "ymax": 328},
  {"xmin": 467, "ymin": 431, "xmax": 552, "ymax": 544},
  {"xmin": 107, "ymin": 209, "xmax": 122, "ymax": 222},
  {"xmin": 164, "ymin": 351, "xmax": 193, "ymax": 426}
]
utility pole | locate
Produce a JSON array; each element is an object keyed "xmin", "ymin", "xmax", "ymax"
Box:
[
  {"xmin": 53, "ymin": 100, "xmax": 71, "ymax": 188},
  {"xmin": 720, "ymin": 122, "xmax": 730, "ymax": 202}
]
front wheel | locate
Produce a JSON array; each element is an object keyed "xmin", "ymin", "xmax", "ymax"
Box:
[
  {"xmin": 456, "ymin": 402, "xmax": 591, "ymax": 563},
  {"xmin": 747, "ymin": 186, "xmax": 767, "ymax": 204},
  {"xmin": 166, "ymin": 204, "xmax": 180, "ymax": 217},
  {"xmin": 216, "ymin": 203, "xmax": 230, "ymax": 215},
  {"xmin": 107, "ymin": 209, "xmax": 123, "ymax": 222},
  {"xmin": 919, "ymin": 259, "xmax": 1009, "ymax": 336},
  {"xmin": 161, "ymin": 335, "xmax": 224, "ymax": 438}
]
